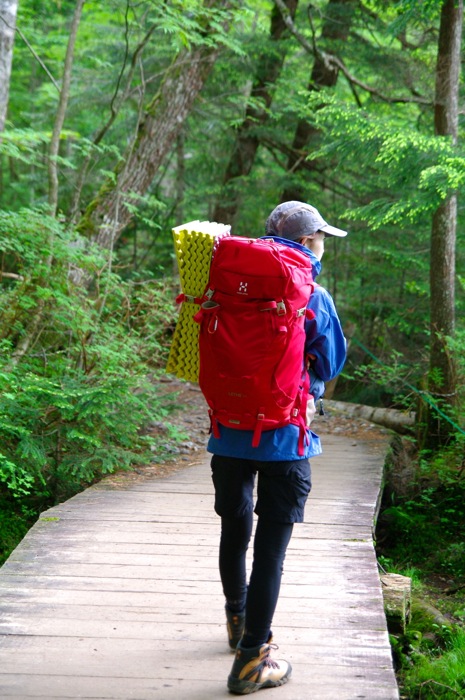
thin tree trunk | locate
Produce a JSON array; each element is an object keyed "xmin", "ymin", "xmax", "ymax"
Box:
[
  {"xmin": 175, "ymin": 132, "xmax": 185, "ymax": 227},
  {"xmin": 0, "ymin": 0, "xmax": 18, "ymax": 132},
  {"xmin": 213, "ymin": 0, "xmax": 298, "ymax": 226},
  {"xmin": 11, "ymin": 0, "xmax": 86, "ymax": 367},
  {"xmin": 425, "ymin": 0, "xmax": 462, "ymax": 449},
  {"xmin": 48, "ymin": 0, "xmax": 85, "ymax": 215}
]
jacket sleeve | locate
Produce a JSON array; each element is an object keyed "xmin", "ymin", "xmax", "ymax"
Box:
[{"xmin": 304, "ymin": 286, "xmax": 346, "ymax": 392}]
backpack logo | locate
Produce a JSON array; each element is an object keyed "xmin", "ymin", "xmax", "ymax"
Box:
[{"xmin": 238, "ymin": 281, "xmax": 248, "ymax": 295}]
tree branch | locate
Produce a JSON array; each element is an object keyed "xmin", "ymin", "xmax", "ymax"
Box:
[
  {"xmin": 273, "ymin": 0, "xmax": 432, "ymax": 106},
  {"xmin": 0, "ymin": 14, "xmax": 59, "ymax": 92},
  {"xmin": 328, "ymin": 54, "xmax": 432, "ymax": 106},
  {"xmin": 69, "ymin": 18, "xmax": 158, "ymax": 224},
  {"xmin": 274, "ymin": 0, "xmax": 314, "ymax": 53}
]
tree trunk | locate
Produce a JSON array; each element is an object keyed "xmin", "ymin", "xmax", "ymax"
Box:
[
  {"xmin": 213, "ymin": 0, "xmax": 298, "ymax": 226},
  {"xmin": 425, "ymin": 0, "xmax": 462, "ymax": 449},
  {"xmin": 10, "ymin": 0, "xmax": 86, "ymax": 367},
  {"xmin": 0, "ymin": 0, "xmax": 18, "ymax": 132},
  {"xmin": 48, "ymin": 0, "xmax": 85, "ymax": 215},
  {"xmin": 79, "ymin": 23, "xmax": 228, "ymax": 248},
  {"xmin": 281, "ymin": 0, "xmax": 355, "ymax": 202}
]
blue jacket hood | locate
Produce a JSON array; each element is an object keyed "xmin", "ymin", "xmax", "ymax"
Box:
[{"xmin": 261, "ymin": 235, "xmax": 322, "ymax": 279}]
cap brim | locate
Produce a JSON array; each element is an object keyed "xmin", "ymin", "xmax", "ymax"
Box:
[{"xmin": 320, "ymin": 223, "xmax": 348, "ymax": 238}]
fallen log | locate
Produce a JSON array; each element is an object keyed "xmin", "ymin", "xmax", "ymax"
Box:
[{"xmin": 325, "ymin": 400, "xmax": 416, "ymax": 434}]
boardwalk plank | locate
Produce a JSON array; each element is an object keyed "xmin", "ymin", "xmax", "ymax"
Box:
[
  {"xmin": 5, "ymin": 548, "xmax": 378, "ymax": 572},
  {"xmin": 0, "ymin": 595, "xmax": 386, "ymax": 621},
  {"xmin": 3, "ymin": 538, "xmax": 377, "ymax": 558},
  {"xmin": 0, "ymin": 600, "xmax": 389, "ymax": 636},
  {"xmin": 0, "ymin": 434, "xmax": 399, "ymax": 699},
  {"xmin": 0, "ymin": 573, "xmax": 380, "ymax": 596},
  {"xmin": 0, "ymin": 674, "xmax": 397, "ymax": 700},
  {"xmin": 0, "ymin": 643, "xmax": 395, "ymax": 677}
]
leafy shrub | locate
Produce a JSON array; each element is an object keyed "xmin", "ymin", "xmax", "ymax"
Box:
[
  {"xmin": 0, "ymin": 208, "xmax": 180, "ymax": 512},
  {"xmin": 400, "ymin": 627, "xmax": 465, "ymax": 699},
  {"xmin": 379, "ymin": 478, "xmax": 465, "ymax": 581}
]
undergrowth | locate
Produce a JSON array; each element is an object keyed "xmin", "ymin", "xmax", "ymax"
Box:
[
  {"xmin": 377, "ymin": 438, "xmax": 465, "ymax": 699},
  {"xmin": 402, "ymin": 628, "xmax": 465, "ymax": 699}
]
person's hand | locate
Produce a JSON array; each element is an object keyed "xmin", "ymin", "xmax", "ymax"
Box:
[{"xmin": 306, "ymin": 397, "xmax": 316, "ymax": 426}]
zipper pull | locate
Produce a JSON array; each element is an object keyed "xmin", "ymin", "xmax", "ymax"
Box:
[{"xmin": 318, "ymin": 399, "xmax": 325, "ymax": 416}]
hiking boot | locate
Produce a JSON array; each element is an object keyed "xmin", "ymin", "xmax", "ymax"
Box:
[
  {"xmin": 227, "ymin": 639, "xmax": 292, "ymax": 694},
  {"xmin": 226, "ymin": 607, "xmax": 245, "ymax": 651}
]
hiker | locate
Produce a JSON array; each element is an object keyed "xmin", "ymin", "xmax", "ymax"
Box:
[{"xmin": 207, "ymin": 201, "xmax": 348, "ymax": 694}]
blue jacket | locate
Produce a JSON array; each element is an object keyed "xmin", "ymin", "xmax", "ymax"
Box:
[{"xmin": 207, "ymin": 236, "xmax": 346, "ymax": 460}]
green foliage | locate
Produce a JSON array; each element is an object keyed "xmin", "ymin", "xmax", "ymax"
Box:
[
  {"xmin": 400, "ymin": 627, "xmax": 465, "ymax": 699},
  {"xmin": 388, "ymin": 0, "xmax": 444, "ymax": 32},
  {"xmin": 377, "ymin": 550, "xmax": 465, "ymax": 698},
  {"xmin": 378, "ymin": 432, "xmax": 465, "ymax": 582},
  {"xmin": 0, "ymin": 501, "xmax": 34, "ymax": 565},
  {"xmin": 380, "ymin": 483, "xmax": 465, "ymax": 580},
  {"xmin": 0, "ymin": 208, "xmax": 180, "ymax": 511},
  {"xmin": 345, "ymin": 347, "xmax": 423, "ymax": 409},
  {"xmin": 377, "ymin": 337, "xmax": 465, "ymax": 694},
  {"xmin": 311, "ymin": 99, "xmax": 465, "ymax": 229},
  {"xmin": 391, "ymin": 616, "xmax": 454, "ymax": 669}
]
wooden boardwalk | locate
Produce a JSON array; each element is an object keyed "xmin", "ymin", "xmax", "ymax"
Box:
[{"xmin": 0, "ymin": 434, "xmax": 399, "ymax": 700}]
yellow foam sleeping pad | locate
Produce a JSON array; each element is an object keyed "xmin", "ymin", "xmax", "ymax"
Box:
[{"xmin": 166, "ymin": 220, "xmax": 230, "ymax": 383}]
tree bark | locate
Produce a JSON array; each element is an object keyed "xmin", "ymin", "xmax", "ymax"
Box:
[
  {"xmin": 281, "ymin": 0, "xmax": 356, "ymax": 202},
  {"xmin": 425, "ymin": 0, "xmax": 462, "ymax": 449},
  {"xmin": 213, "ymin": 0, "xmax": 298, "ymax": 226},
  {"xmin": 79, "ymin": 8, "xmax": 231, "ymax": 249},
  {"xmin": 0, "ymin": 0, "xmax": 18, "ymax": 132}
]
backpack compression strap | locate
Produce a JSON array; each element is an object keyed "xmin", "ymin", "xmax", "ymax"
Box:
[{"xmin": 176, "ymin": 293, "xmax": 203, "ymax": 305}]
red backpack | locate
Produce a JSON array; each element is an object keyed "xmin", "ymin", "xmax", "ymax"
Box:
[{"xmin": 193, "ymin": 236, "xmax": 315, "ymax": 455}]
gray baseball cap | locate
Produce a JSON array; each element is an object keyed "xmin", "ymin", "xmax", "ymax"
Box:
[{"xmin": 265, "ymin": 201, "xmax": 348, "ymax": 239}]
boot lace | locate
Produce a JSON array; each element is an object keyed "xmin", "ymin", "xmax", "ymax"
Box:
[{"xmin": 263, "ymin": 643, "xmax": 280, "ymax": 668}]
